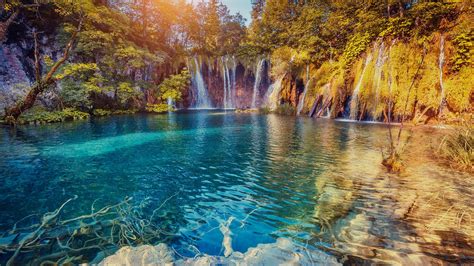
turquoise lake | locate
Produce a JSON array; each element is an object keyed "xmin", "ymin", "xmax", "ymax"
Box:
[{"xmin": 0, "ymin": 111, "xmax": 472, "ymax": 264}]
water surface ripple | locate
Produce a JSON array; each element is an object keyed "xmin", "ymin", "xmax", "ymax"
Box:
[{"xmin": 0, "ymin": 112, "xmax": 472, "ymax": 264}]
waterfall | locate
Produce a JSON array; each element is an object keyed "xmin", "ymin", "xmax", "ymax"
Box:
[
  {"xmin": 438, "ymin": 35, "xmax": 445, "ymax": 114},
  {"xmin": 167, "ymin": 97, "xmax": 174, "ymax": 112},
  {"xmin": 192, "ymin": 57, "xmax": 212, "ymax": 109},
  {"xmin": 231, "ymin": 56, "xmax": 237, "ymax": 108},
  {"xmin": 251, "ymin": 58, "xmax": 266, "ymax": 108},
  {"xmin": 264, "ymin": 76, "xmax": 285, "ymax": 110},
  {"xmin": 222, "ymin": 57, "xmax": 228, "ymax": 109},
  {"xmin": 297, "ymin": 65, "xmax": 311, "ymax": 115},
  {"xmin": 372, "ymin": 42, "xmax": 388, "ymax": 119},
  {"xmin": 350, "ymin": 53, "xmax": 373, "ymax": 120},
  {"xmin": 221, "ymin": 56, "xmax": 236, "ymax": 109}
]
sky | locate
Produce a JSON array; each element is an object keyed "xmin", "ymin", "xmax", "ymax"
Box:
[
  {"xmin": 221, "ymin": 0, "xmax": 252, "ymax": 24},
  {"xmin": 189, "ymin": 0, "xmax": 253, "ymax": 25}
]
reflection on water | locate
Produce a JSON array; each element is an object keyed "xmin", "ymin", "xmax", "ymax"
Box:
[{"xmin": 0, "ymin": 112, "xmax": 472, "ymax": 264}]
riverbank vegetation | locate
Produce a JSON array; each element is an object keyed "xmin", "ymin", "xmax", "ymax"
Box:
[
  {"xmin": 245, "ymin": 0, "xmax": 472, "ymax": 124},
  {"xmin": 1, "ymin": 0, "xmax": 246, "ymax": 123},
  {"xmin": 1, "ymin": 0, "xmax": 472, "ymax": 125},
  {"xmin": 438, "ymin": 123, "xmax": 473, "ymax": 171}
]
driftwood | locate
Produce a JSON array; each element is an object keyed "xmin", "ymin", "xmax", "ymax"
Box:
[
  {"xmin": 315, "ymin": 97, "xmax": 333, "ymax": 118},
  {"xmin": 309, "ymin": 95, "xmax": 323, "ymax": 118},
  {"xmin": 0, "ymin": 193, "xmax": 180, "ymax": 265}
]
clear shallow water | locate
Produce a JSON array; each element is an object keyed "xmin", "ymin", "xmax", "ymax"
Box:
[{"xmin": 0, "ymin": 111, "xmax": 472, "ymax": 264}]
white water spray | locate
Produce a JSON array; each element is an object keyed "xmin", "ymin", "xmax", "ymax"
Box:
[
  {"xmin": 192, "ymin": 57, "xmax": 212, "ymax": 109},
  {"xmin": 297, "ymin": 65, "xmax": 311, "ymax": 115},
  {"xmin": 438, "ymin": 35, "xmax": 446, "ymax": 114},
  {"xmin": 221, "ymin": 56, "xmax": 236, "ymax": 109},
  {"xmin": 372, "ymin": 42, "xmax": 388, "ymax": 119},
  {"xmin": 264, "ymin": 76, "xmax": 285, "ymax": 111},
  {"xmin": 167, "ymin": 97, "xmax": 174, "ymax": 112},
  {"xmin": 251, "ymin": 59, "xmax": 266, "ymax": 108},
  {"xmin": 350, "ymin": 53, "xmax": 373, "ymax": 120}
]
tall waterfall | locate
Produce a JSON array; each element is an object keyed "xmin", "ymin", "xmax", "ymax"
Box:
[
  {"xmin": 297, "ymin": 65, "xmax": 311, "ymax": 115},
  {"xmin": 251, "ymin": 58, "xmax": 266, "ymax": 108},
  {"xmin": 192, "ymin": 57, "xmax": 212, "ymax": 109},
  {"xmin": 438, "ymin": 35, "xmax": 446, "ymax": 114},
  {"xmin": 221, "ymin": 56, "xmax": 236, "ymax": 109},
  {"xmin": 264, "ymin": 76, "xmax": 285, "ymax": 110},
  {"xmin": 350, "ymin": 53, "xmax": 373, "ymax": 120},
  {"xmin": 231, "ymin": 56, "xmax": 237, "ymax": 107},
  {"xmin": 372, "ymin": 42, "xmax": 388, "ymax": 119}
]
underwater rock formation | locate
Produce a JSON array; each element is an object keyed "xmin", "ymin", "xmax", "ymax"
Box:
[{"xmin": 99, "ymin": 238, "xmax": 341, "ymax": 266}]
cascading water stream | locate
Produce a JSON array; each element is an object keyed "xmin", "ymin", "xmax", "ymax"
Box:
[
  {"xmin": 222, "ymin": 57, "xmax": 228, "ymax": 109},
  {"xmin": 372, "ymin": 42, "xmax": 388, "ymax": 119},
  {"xmin": 350, "ymin": 53, "xmax": 373, "ymax": 120},
  {"xmin": 167, "ymin": 97, "xmax": 174, "ymax": 112},
  {"xmin": 231, "ymin": 56, "xmax": 237, "ymax": 108},
  {"xmin": 221, "ymin": 56, "xmax": 235, "ymax": 109},
  {"xmin": 225, "ymin": 58, "xmax": 232, "ymax": 108},
  {"xmin": 438, "ymin": 35, "xmax": 445, "ymax": 114},
  {"xmin": 297, "ymin": 65, "xmax": 310, "ymax": 115},
  {"xmin": 192, "ymin": 57, "xmax": 212, "ymax": 109},
  {"xmin": 251, "ymin": 59, "xmax": 266, "ymax": 108},
  {"xmin": 264, "ymin": 76, "xmax": 285, "ymax": 111},
  {"xmin": 323, "ymin": 83, "xmax": 332, "ymax": 117}
]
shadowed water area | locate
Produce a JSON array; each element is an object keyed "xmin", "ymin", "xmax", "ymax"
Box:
[{"xmin": 0, "ymin": 111, "xmax": 472, "ymax": 264}]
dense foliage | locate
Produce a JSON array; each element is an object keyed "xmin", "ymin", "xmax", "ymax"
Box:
[
  {"xmin": 0, "ymin": 0, "xmax": 472, "ymax": 123},
  {"xmin": 0, "ymin": 0, "xmax": 246, "ymax": 120},
  {"xmin": 244, "ymin": 0, "xmax": 473, "ymax": 122}
]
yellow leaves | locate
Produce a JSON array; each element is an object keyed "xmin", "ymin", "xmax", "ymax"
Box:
[
  {"xmin": 146, "ymin": 104, "xmax": 171, "ymax": 113},
  {"xmin": 445, "ymin": 67, "xmax": 474, "ymax": 112},
  {"xmin": 158, "ymin": 70, "xmax": 191, "ymax": 102},
  {"xmin": 342, "ymin": 32, "xmax": 372, "ymax": 66},
  {"xmin": 54, "ymin": 63, "xmax": 98, "ymax": 80}
]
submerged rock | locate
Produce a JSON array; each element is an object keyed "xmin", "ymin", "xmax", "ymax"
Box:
[
  {"xmin": 99, "ymin": 244, "xmax": 174, "ymax": 266},
  {"xmin": 99, "ymin": 238, "xmax": 340, "ymax": 265}
]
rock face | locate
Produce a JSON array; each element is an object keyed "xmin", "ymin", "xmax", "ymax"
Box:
[
  {"xmin": 0, "ymin": 43, "xmax": 33, "ymax": 113},
  {"xmin": 99, "ymin": 238, "xmax": 341, "ymax": 266},
  {"xmin": 278, "ymin": 74, "xmax": 303, "ymax": 108},
  {"xmin": 187, "ymin": 59, "xmax": 270, "ymax": 109}
]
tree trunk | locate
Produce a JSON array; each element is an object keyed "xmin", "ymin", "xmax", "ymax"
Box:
[
  {"xmin": 398, "ymin": 0, "xmax": 404, "ymax": 18},
  {"xmin": 4, "ymin": 18, "xmax": 83, "ymax": 123},
  {"xmin": 4, "ymin": 82, "xmax": 50, "ymax": 120},
  {"xmin": 0, "ymin": 10, "xmax": 19, "ymax": 42}
]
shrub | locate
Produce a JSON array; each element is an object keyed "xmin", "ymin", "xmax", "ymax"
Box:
[
  {"xmin": 275, "ymin": 103, "xmax": 295, "ymax": 116},
  {"xmin": 93, "ymin": 109, "xmax": 112, "ymax": 117},
  {"xmin": 146, "ymin": 104, "xmax": 171, "ymax": 113},
  {"xmin": 259, "ymin": 107, "xmax": 271, "ymax": 114},
  {"xmin": 19, "ymin": 108, "xmax": 90, "ymax": 125}
]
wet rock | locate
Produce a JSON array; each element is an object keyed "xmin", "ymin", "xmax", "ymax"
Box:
[
  {"xmin": 98, "ymin": 244, "xmax": 174, "ymax": 266},
  {"xmin": 100, "ymin": 238, "xmax": 341, "ymax": 266}
]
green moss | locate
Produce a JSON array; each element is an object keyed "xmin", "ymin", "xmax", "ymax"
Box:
[
  {"xmin": 19, "ymin": 108, "xmax": 90, "ymax": 125},
  {"xmin": 93, "ymin": 109, "xmax": 112, "ymax": 117}
]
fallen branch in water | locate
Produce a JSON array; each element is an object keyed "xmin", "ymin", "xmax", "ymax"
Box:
[{"xmin": 1, "ymin": 194, "xmax": 179, "ymax": 265}]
